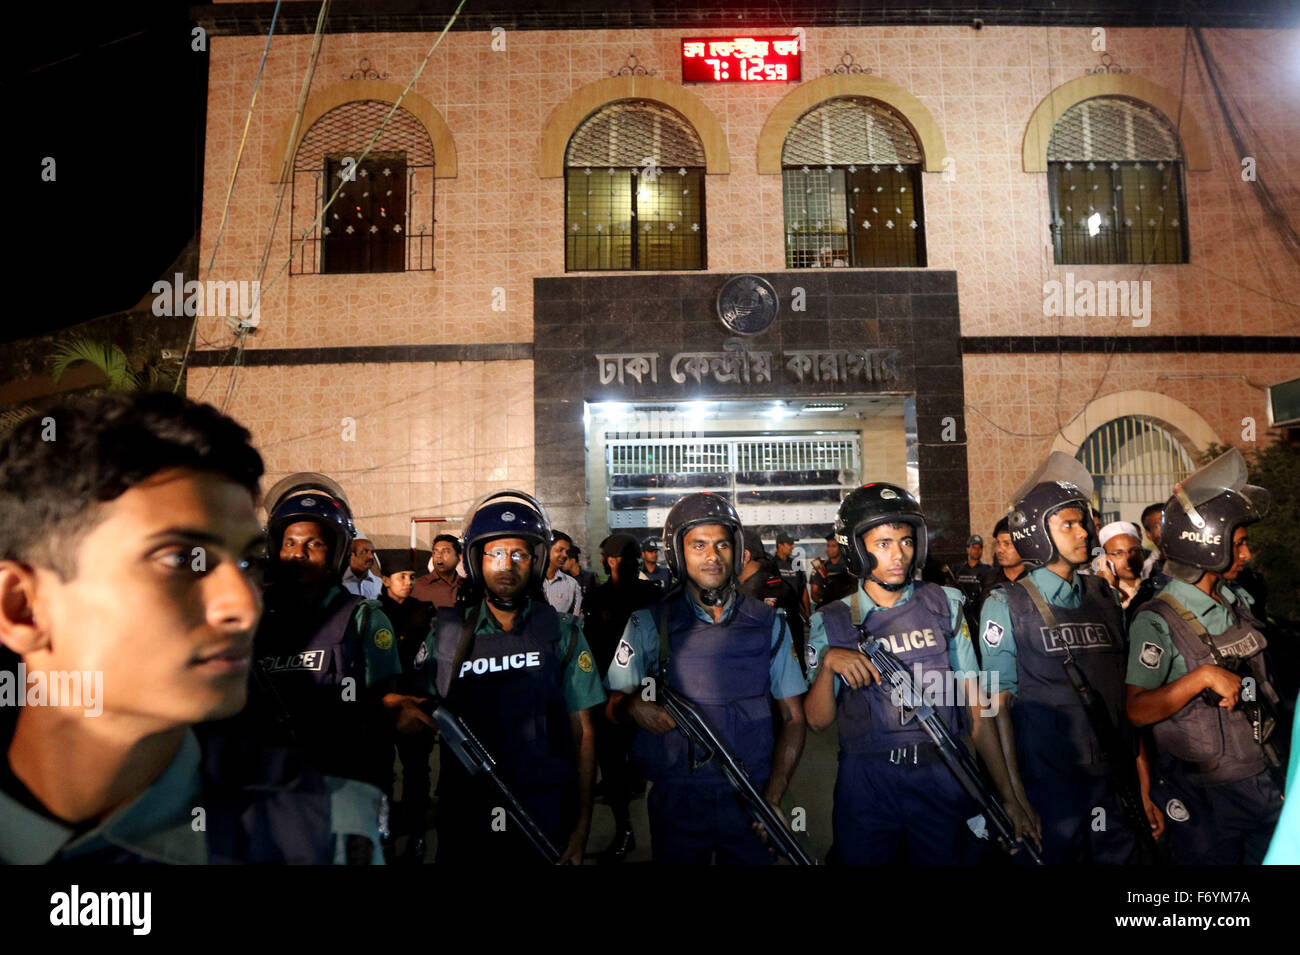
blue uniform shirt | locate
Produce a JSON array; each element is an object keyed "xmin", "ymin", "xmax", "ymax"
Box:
[
  {"xmin": 807, "ymin": 582, "xmax": 979, "ymax": 695},
  {"xmin": 604, "ymin": 592, "xmax": 806, "ymax": 701},
  {"xmin": 1126, "ymin": 577, "xmax": 1253, "ymax": 690},
  {"xmin": 978, "ymin": 566, "xmax": 1123, "ymax": 697}
]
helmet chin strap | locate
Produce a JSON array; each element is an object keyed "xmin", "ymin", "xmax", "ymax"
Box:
[
  {"xmin": 694, "ymin": 580, "xmax": 734, "ymax": 607},
  {"xmin": 868, "ymin": 572, "xmax": 908, "ymax": 592},
  {"xmin": 485, "ymin": 590, "xmax": 527, "ymax": 611}
]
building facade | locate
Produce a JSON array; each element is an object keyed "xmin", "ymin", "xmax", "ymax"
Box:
[{"xmin": 191, "ymin": 1, "xmax": 1300, "ymax": 562}]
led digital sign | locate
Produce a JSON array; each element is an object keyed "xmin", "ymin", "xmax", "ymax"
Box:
[{"xmin": 681, "ymin": 36, "xmax": 801, "ymax": 83}]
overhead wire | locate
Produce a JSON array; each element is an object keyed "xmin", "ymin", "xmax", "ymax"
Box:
[{"xmin": 208, "ymin": 0, "xmax": 470, "ymax": 413}]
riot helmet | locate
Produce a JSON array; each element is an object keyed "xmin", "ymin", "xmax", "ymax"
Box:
[
  {"xmin": 663, "ymin": 492, "xmax": 744, "ymax": 606},
  {"xmin": 1161, "ymin": 449, "xmax": 1269, "ymax": 582},
  {"xmin": 264, "ymin": 471, "xmax": 356, "ymax": 577},
  {"xmin": 834, "ymin": 483, "xmax": 926, "ymax": 592},
  {"xmin": 461, "ymin": 490, "xmax": 552, "ymax": 602},
  {"xmin": 1006, "ymin": 452, "xmax": 1096, "ymax": 568}
]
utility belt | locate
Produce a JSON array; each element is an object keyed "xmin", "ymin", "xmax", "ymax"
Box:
[
  {"xmin": 1164, "ymin": 754, "xmax": 1267, "ymax": 788},
  {"xmin": 852, "ymin": 741, "xmax": 942, "ymax": 768}
]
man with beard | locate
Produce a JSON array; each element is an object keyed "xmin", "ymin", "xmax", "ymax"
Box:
[
  {"xmin": 584, "ymin": 533, "xmax": 660, "ymax": 862},
  {"xmin": 417, "ymin": 491, "xmax": 604, "ymax": 865},
  {"xmin": 234, "ymin": 474, "xmax": 430, "ymax": 798},
  {"xmin": 1093, "ymin": 521, "xmax": 1157, "ymax": 625}
]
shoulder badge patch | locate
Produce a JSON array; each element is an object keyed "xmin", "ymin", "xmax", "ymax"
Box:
[
  {"xmin": 982, "ymin": 620, "xmax": 1004, "ymax": 649},
  {"xmin": 1165, "ymin": 798, "xmax": 1190, "ymax": 823},
  {"xmin": 577, "ymin": 650, "xmax": 594, "ymax": 673},
  {"xmin": 1139, "ymin": 641, "xmax": 1164, "ymax": 669},
  {"xmin": 614, "ymin": 638, "xmax": 635, "ymax": 668},
  {"xmin": 413, "ymin": 642, "xmax": 429, "ymax": 667},
  {"xmin": 805, "ymin": 642, "xmax": 819, "ymax": 669},
  {"xmin": 373, "ymin": 628, "xmax": 394, "ymax": 651}
]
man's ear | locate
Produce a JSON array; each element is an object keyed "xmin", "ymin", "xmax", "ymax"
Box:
[{"xmin": 0, "ymin": 561, "xmax": 50, "ymax": 656}]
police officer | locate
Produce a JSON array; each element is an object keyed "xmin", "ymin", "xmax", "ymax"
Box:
[
  {"xmin": 978, "ymin": 453, "xmax": 1162, "ymax": 863},
  {"xmin": 583, "ymin": 533, "xmax": 660, "ymax": 862},
  {"xmin": 237, "ymin": 473, "xmax": 429, "ymax": 798},
  {"xmin": 0, "ymin": 394, "xmax": 385, "ymax": 864},
  {"xmin": 420, "ymin": 490, "xmax": 605, "ymax": 865},
  {"xmin": 639, "ymin": 537, "xmax": 672, "ymax": 592},
  {"xmin": 806, "ymin": 484, "xmax": 1027, "ymax": 864},
  {"xmin": 1126, "ymin": 449, "xmax": 1284, "ymax": 864},
  {"xmin": 811, "ymin": 531, "xmax": 856, "ymax": 608},
  {"xmin": 953, "ymin": 535, "xmax": 996, "ymax": 633},
  {"xmin": 606, "ymin": 493, "xmax": 807, "ymax": 864},
  {"xmin": 773, "ymin": 531, "xmax": 811, "ymax": 617},
  {"xmin": 379, "ymin": 551, "xmax": 437, "ymax": 863}
]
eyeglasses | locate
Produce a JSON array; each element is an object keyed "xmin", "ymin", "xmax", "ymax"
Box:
[
  {"xmin": 484, "ymin": 548, "xmax": 533, "ymax": 565},
  {"xmin": 1104, "ymin": 548, "xmax": 1143, "ymax": 559}
]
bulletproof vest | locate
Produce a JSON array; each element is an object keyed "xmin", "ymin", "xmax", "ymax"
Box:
[
  {"xmin": 434, "ymin": 601, "xmax": 576, "ymax": 798},
  {"xmin": 1141, "ymin": 592, "xmax": 1273, "ymax": 784},
  {"xmin": 821, "ymin": 582, "xmax": 964, "ymax": 753},
  {"xmin": 247, "ymin": 588, "xmax": 373, "ymax": 783},
  {"xmin": 633, "ymin": 593, "xmax": 777, "ymax": 789},
  {"xmin": 1002, "ymin": 574, "xmax": 1128, "ymax": 777}
]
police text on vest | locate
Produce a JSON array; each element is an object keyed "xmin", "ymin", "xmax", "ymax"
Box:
[{"xmin": 459, "ymin": 651, "xmax": 542, "ymax": 678}]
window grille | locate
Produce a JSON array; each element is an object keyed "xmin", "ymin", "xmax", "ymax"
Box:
[
  {"xmin": 290, "ymin": 100, "xmax": 435, "ymax": 274},
  {"xmin": 1047, "ymin": 98, "xmax": 1187, "ymax": 265},
  {"xmin": 1077, "ymin": 416, "xmax": 1196, "ymax": 525},
  {"xmin": 781, "ymin": 98, "xmax": 925, "ymax": 268},
  {"xmin": 565, "ymin": 101, "xmax": 705, "ymax": 271}
]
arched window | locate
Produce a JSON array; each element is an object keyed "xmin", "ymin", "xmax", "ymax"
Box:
[
  {"xmin": 565, "ymin": 100, "xmax": 706, "ymax": 271},
  {"xmin": 781, "ymin": 98, "xmax": 926, "ymax": 269},
  {"xmin": 1077, "ymin": 416, "xmax": 1196, "ymax": 525},
  {"xmin": 1047, "ymin": 97, "xmax": 1187, "ymax": 265},
  {"xmin": 290, "ymin": 100, "xmax": 436, "ymax": 275}
]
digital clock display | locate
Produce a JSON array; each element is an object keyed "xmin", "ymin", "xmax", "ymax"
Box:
[{"xmin": 681, "ymin": 36, "xmax": 802, "ymax": 83}]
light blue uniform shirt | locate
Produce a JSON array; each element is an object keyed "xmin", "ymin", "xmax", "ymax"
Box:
[
  {"xmin": 604, "ymin": 593, "xmax": 807, "ymax": 701},
  {"xmin": 0, "ymin": 730, "xmax": 386, "ymax": 864},
  {"xmin": 978, "ymin": 566, "xmax": 1122, "ymax": 697},
  {"xmin": 806, "ymin": 582, "xmax": 979, "ymax": 696},
  {"xmin": 1126, "ymin": 577, "xmax": 1253, "ymax": 690}
]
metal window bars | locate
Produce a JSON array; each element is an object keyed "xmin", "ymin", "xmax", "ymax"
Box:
[{"xmin": 289, "ymin": 100, "xmax": 435, "ymax": 274}]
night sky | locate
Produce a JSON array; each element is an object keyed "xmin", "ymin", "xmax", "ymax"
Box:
[{"xmin": 11, "ymin": 1, "xmax": 206, "ymax": 343}]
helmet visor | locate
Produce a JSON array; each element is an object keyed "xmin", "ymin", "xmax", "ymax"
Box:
[
  {"xmin": 1172, "ymin": 449, "xmax": 1269, "ymax": 525},
  {"xmin": 1008, "ymin": 451, "xmax": 1095, "ymax": 510},
  {"xmin": 263, "ymin": 471, "xmax": 352, "ymax": 515}
]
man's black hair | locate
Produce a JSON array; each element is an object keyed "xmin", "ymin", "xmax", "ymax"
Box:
[
  {"xmin": 433, "ymin": 532, "xmax": 462, "ymax": 556},
  {"xmin": 1140, "ymin": 502, "xmax": 1164, "ymax": 527},
  {"xmin": 993, "ymin": 516, "xmax": 1010, "ymax": 538},
  {"xmin": 552, "ymin": 530, "xmax": 573, "ymax": 547},
  {"xmin": 0, "ymin": 391, "xmax": 264, "ymax": 578}
]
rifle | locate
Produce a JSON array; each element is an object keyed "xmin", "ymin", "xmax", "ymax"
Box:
[
  {"xmin": 658, "ymin": 684, "xmax": 814, "ymax": 866},
  {"xmin": 418, "ymin": 697, "xmax": 563, "ymax": 864},
  {"xmin": 854, "ymin": 628, "xmax": 1045, "ymax": 865}
]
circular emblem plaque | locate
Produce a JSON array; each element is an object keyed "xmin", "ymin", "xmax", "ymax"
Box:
[{"xmin": 716, "ymin": 274, "xmax": 779, "ymax": 335}]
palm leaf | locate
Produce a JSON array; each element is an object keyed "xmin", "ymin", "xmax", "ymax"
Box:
[{"xmin": 48, "ymin": 336, "xmax": 139, "ymax": 390}]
